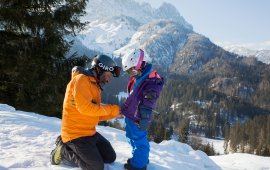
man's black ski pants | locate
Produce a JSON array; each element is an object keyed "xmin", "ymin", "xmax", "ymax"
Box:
[{"xmin": 61, "ymin": 132, "xmax": 116, "ymax": 170}]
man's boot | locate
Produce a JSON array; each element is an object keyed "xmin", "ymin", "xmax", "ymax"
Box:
[{"xmin": 50, "ymin": 136, "xmax": 63, "ymax": 165}]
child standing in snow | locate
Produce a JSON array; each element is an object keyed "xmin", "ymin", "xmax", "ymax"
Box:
[{"xmin": 121, "ymin": 48, "xmax": 164, "ymax": 170}]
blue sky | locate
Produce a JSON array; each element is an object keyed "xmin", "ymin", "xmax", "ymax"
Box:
[{"xmin": 135, "ymin": 0, "xmax": 270, "ymax": 50}]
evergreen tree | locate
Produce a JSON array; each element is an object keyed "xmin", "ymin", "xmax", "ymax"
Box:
[
  {"xmin": 224, "ymin": 115, "xmax": 270, "ymax": 156},
  {"xmin": 178, "ymin": 119, "xmax": 190, "ymax": 143},
  {"xmin": 0, "ymin": 0, "xmax": 88, "ymax": 116}
]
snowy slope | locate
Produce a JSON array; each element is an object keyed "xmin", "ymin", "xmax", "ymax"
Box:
[
  {"xmin": 210, "ymin": 153, "xmax": 270, "ymax": 170},
  {"xmin": 78, "ymin": 15, "xmax": 140, "ymax": 54},
  {"xmin": 0, "ymin": 104, "xmax": 218, "ymax": 170},
  {"xmin": 1, "ymin": 104, "xmax": 270, "ymax": 170},
  {"xmin": 200, "ymin": 137, "xmax": 225, "ymax": 155},
  {"xmin": 114, "ymin": 20, "xmax": 191, "ymax": 66}
]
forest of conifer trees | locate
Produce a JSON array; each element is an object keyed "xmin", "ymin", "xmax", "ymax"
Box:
[{"xmin": 224, "ymin": 115, "xmax": 270, "ymax": 156}]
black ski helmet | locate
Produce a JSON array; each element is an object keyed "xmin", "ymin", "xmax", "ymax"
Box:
[{"xmin": 91, "ymin": 54, "xmax": 121, "ymax": 77}]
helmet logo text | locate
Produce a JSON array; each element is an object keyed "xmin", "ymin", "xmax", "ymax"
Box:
[{"xmin": 98, "ymin": 63, "xmax": 114, "ymax": 71}]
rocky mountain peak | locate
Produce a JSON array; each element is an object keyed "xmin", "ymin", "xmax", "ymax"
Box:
[{"xmin": 154, "ymin": 2, "xmax": 193, "ymax": 30}]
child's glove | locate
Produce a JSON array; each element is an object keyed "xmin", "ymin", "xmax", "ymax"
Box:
[
  {"xmin": 139, "ymin": 118, "xmax": 149, "ymax": 131},
  {"xmin": 138, "ymin": 109, "xmax": 151, "ymax": 130}
]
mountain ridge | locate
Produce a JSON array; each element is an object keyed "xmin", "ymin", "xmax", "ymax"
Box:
[
  {"xmin": 223, "ymin": 45, "xmax": 270, "ymax": 64},
  {"xmin": 70, "ymin": 0, "xmax": 270, "ymax": 139}
]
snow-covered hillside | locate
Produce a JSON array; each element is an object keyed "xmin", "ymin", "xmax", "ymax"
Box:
[
  {"xmin": 70, "ymin": 0, "xmax": 192, "ymax": 66},
  {"xmin": 223, "ymin": 45, "xmax": 270, "ymax": 64},
  {"xmin": 0, "ymin": 104, "xmax": 218, "ymax": 170},
  {"xmin": 83, "ymin": 0, "xmax": 191, "ymax": 28},
  {"xmin": 1, "ymin": 104, "xmax": 270, "ymax": 170},
  {"xmin": 114, "ymin": 20, "xmax": 190, "ymax": 66},
  {"xmin": 78, "ymin": 15, "xmax": 140, "ymax": 53},
  {"xmin": 211, "ymin": 153, "xmax": 270, "ymax": 170}
]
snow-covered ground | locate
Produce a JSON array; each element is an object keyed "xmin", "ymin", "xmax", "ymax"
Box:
[
  {"xmin": 201, "ymin": 137, "xmax": 225, "ymax": 155},
  {"xmin": 210, "ymin": 153, "xmax": 270, "ymax": 170},
  {"xmin": 0, "ymin": 104, "xmax": 270, "ymax": 170}
]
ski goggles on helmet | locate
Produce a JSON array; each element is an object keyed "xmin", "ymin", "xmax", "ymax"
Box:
[{"xmin": 112, "ymin": 66, "xmax": 121, "ymax": 77}]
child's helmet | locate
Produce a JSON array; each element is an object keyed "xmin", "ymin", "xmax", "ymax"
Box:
[{"xmin": 122, "ymin": 48, "xmax": 146, "ymax": 71}]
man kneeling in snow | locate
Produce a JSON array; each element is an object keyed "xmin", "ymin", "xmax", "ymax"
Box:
[{"xmin": 50, "ymin": 54, "xmax": 121, "ymax": 170}]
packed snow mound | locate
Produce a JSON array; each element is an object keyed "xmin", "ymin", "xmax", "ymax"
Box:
[{"xmin": 0, "ymin": 104, "xmax": 219, "ymax": 170}]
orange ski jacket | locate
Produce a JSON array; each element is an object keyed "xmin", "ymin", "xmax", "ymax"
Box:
[{"xmin": 61, "ymin": 67, "xmax": 120, "ymax": 143}]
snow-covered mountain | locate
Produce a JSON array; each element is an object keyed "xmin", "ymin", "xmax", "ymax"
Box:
[
  {"xmin": 78, "ymin": 15, "xmax": 140, "ymax": 53},
  {"xmin": 71, "ymin": 0, "xmax": 192, "ymax": 66},
  {"xmin": 114, "ymin": 20, "xmax": 191, "ymax": 66},
  {"xmin": 1, "ymin": 103, "xmax": 270, "ymax": 170},
  {"xmin": 83, "ymin": 0, "xmax": 192, "ymax": 28},
  {"xmin": 84, "ymin": 0, "xmax": 155, "ymax": 24},
  {"xmin": 223, "ymin": 45, "xmax": 270, "ymax": 64},
  {"xmin": 72, "ymin": 0, "xmax": 270, "ymax": 69},
  {"xmin": 67, "ymin": 0, "xmax": 270, "ymax": 141}
]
